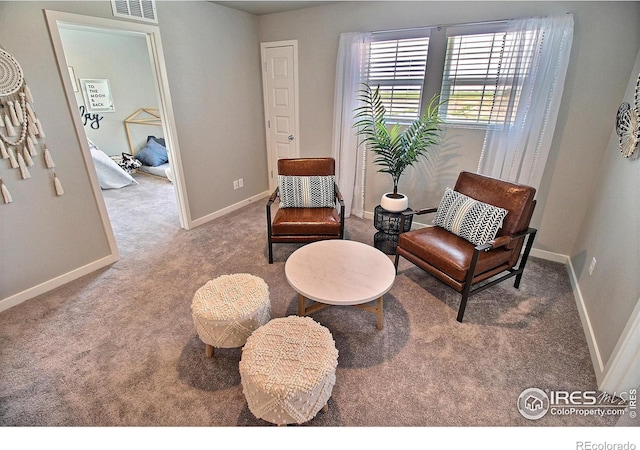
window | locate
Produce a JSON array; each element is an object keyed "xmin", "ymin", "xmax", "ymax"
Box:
[
  {"xmin": 439, "ymin": 27, "xmax": 535, "ymax": 126},
  {"xmin": 368, "ymin": 33, "xmax": 430, "ymax": 122},
  {"xmin": 366, "ymin": 23, "xmax": 537, "ymax": 128}
]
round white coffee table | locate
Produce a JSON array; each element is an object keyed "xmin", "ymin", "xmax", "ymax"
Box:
[{"xmin": 285, "ymin": 240, "xmax": 396, "ymax": 330}]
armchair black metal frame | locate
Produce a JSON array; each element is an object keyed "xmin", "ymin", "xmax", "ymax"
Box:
[
  {"xmin": 266, "ymin": 158, "xmax": 345, "ymax": 264},
  {"xmin": 393, "ymin": 171, "xmax": 538, "ymax": 322},
  {"xmin": 395, "ymin": 208, "xmax": 537, "ymax": 322}
]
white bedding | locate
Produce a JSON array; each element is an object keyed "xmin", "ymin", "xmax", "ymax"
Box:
[
  {"xmin": 138, "ymin": 163, "xmax": 173, "ymax": 182},
  {"xmin": 90, "ymin": 146, "xmax": 138, "ymax": 190}
]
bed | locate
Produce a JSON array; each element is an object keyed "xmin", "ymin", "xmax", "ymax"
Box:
[
  {"xmin": 134, "ymin": 136, "xmax": 173, "ymax": 182},
  {"xmin": 124, "ymin": 108, "xmax": 173, "ymax": 182}
]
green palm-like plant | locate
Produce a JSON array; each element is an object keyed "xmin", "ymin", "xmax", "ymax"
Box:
[{"xmin": 354, "ymin": 83, "xmax": 445, "ymax": 198}]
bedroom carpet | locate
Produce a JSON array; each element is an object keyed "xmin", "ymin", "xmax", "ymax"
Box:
[{"xmin": 0, "ymin": 174, "xmax": 631, "ymax": 427}]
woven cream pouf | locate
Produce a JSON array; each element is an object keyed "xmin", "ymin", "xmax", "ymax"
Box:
[
  {"xmin": 191, "ymin": 274, "xmax": 270, "ymax": 357},
  {"xmin": 239, "ymin": 316, "xmax": 339, "ymax": 425}
]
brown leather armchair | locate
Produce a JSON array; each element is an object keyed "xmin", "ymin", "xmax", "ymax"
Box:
[
  {"xmin": 394, "ymin": 171, "xmax": 537, "ymax": 322},
  {"xmin": 267, "ymin": 158, "xmax": 345, "ymax": 263}
]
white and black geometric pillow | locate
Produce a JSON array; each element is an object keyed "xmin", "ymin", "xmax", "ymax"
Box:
[
  {"xmin": 120, "ymin": 153, "xmax": 142, "ymax": 174},
  {"xmin": 433, "ymin": 188, "xmax": 508, "ymax": 246},
  {"xmin": 278, "ymin": 175, "xmax": 335, "ymax": 208},
  {"xmin": 108, "ymin": 152, "xmax": 142, "ymax": 174}
]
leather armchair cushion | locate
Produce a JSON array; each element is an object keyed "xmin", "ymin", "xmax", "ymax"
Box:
[
  {"xmin": 278, "ymin": 158, "xmax": 335, "ymax": 176},
  {"xmin": 397, "ymin": 226, "xmax": 513, "ymax": 282},
  {"xmin": 272, "ymin": 207, "xmax": 341, "ymax": 236},
  {"xmin": 455, "ymin": 172, "xmax": 536, "ymax": 237}
]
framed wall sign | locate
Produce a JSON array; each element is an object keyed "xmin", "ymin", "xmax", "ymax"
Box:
[{"xmin": 81, "ymin": 79, "xmax": 115, "ymax": 112}]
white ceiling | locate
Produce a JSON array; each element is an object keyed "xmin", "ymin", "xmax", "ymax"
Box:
[{"xmin": 213, "ymin": 1, "xmax": 338, "ymax": 16}]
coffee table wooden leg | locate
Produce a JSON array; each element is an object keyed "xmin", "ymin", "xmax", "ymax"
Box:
[
  {"xmin": 376, "ymin": 297, "xmax": 383, "ymax": 330},
  {"xmin": 205, "ymin": 344, "xmax": 214, "ymax": 358},
  {"xmin": 298, "ymin": 294, "xmax": 306, "ymax": 316}
]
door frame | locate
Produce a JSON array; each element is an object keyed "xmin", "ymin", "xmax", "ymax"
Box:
[
  {"xmin": 260, "ymin": 40, "xmax": 300, "ymax": 192},
  {"xmin": 45, "ymin": 10, "xmax": 192, "ymax": 245}
]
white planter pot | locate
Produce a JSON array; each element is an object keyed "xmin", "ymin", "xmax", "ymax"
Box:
[{"xmin": 380, "ymin": 193, "xmax": 408, "ymax": 213}]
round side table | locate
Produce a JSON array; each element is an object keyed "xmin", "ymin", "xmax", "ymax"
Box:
[{"xmin": 373, "ymin": 205, "xmax": 413, "ymax": 255}]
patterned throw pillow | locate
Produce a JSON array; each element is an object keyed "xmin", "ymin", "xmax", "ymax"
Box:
[
  {"xmin": 121, "ymin": 153, "xmax": 142, "ymax": 174},
  {"xmin": 278, "ymin": 175, "xmax": 335, "ymax": 208},
  {"xmin": 433, "ymin": 188, "xmax": 508, "ymax": 246}
]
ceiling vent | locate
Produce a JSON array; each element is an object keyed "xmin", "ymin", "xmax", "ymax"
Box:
[{"xmin": 111, "ymin": 0, "xmax": 158, "ymax": 23}]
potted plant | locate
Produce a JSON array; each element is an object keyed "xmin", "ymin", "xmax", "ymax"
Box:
[{"xmin": 354, "ymin": 83, "xmax": 445, "ymax": 212}]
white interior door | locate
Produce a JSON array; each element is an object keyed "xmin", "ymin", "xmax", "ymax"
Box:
[{"xmin": 261, "ymin": 41, "xmax": 300, "ymax": 191}]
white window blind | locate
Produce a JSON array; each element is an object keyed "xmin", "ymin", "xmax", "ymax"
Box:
[
  {"xmin": 439, "ymin": 29, "xmax": 535, "ymax": 126},
  {"xmin": 368, "ymin": 34, "xmax": 430, "ymax": 122}
]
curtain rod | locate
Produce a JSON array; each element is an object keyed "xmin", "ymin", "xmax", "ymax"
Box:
[
  {"xmin": 371, "ymin": 18, "xmax": 508, "ymax": 35},
  {"xmin": 371, "ymin": 12, "xmax": 572, "ymax": 35}
]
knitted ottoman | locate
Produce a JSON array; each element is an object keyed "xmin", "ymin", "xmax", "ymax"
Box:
[
  {"xmin": 239, "ymin": 316, "xmax": 338, "ymax": 425},
  {"xmin": 191, "ymin": 274, "xmax": 270, "ymax": 358}
]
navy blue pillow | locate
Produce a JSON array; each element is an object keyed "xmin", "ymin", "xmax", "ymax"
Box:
[
  {"xmin": 147, "ymin": 135, "xmax": 166, "ymax": 147},
  {"xmin": 135, "ymin": 139, "xmax": 168, "ymax": 167}
]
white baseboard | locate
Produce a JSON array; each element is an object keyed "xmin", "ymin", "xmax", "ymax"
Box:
[
  {"xmin": 189, "ymin": 190, "xmax": 271, "ymax": 229},
  {"xmin": 566, "ymin": 258, "xmax": 640, "ymax": 394},
  {"xmin": 599, "ymin": 298, "xmax": 640, "ymax": 394},
  {"xmin": 0, "ymin": 191, "xmax": 271, "ymax": 314},
  {"xmin": 566, "ymin": 258, "xmax": 605, "ymax": 381},
  {"xmin": 0, "ymin": 253, "xmax": 119, "ymax": 314},
  {"xmin": 529, "ymin": 248, "xmax": 568, "ymax": 263}
]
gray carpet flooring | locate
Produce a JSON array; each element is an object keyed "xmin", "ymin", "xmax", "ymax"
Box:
[{"xmin": 0, "ymin": 173, "xmax": 626, "ymax": 427}]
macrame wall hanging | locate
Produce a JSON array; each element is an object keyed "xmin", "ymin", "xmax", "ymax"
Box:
[{"xmin": 0, "ymin": 46, "xmax": 63, "ymax": 204}]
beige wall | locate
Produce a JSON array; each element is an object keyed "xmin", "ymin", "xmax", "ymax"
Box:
[
  {"xmin": 0, "ymin": 2, "xmax": 115, "ymax": 301},
  {"xmin": 59, "ymin": 26, "xmax": 160, "ymax": 156},
  {"xmin": 0, "ymin": 1, "xmax": 268, "ymax": 302},
  {"xmin": 157, "ymin": 1, "xmax": 268, "ymax": 220},
  {"xmin": 258, "ymin": 1, "xmax": 640, "ymax": 252},
  {"xmin": 571, "ymin": 47, "xmax": 640, "ymax": 367}
]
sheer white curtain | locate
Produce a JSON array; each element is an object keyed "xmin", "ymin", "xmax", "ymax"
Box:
[
  {"xmin": 331, "ymin": 32, "xmax": 371, "ymax": 218},
  {"xmin": 478, "ymin": 14, "xmax": 574, "ymax": 189}
]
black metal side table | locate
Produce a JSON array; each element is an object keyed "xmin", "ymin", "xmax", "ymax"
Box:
[{"xmin": 373, "ymin": 205, "xmax": 413, "ymax": 255}]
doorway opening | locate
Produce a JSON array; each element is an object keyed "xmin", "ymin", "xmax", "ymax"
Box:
[{"xmin": 45, "ymin": 10, "xmax": 191, "ymax": 259}]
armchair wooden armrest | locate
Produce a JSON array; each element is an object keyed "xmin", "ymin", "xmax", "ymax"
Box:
[
  {"xmin": 475, "ymin": 227, "xmax": 537, "ymax": 252},
  {"xmin": 267, "ymin": 187, "xmax": 279, "ymax": 207},
  {"xmin": 334, "ymin": 183, "xmax": 345, "ymax": 207},
  {"xmin": 266, "ymin": 187, "xmax": 279, "ymax": 244},
  {"xmin": 399, "ymin": 207, "xmax": 438, "ymax": 233},
  {"xmin": 335, "ymin": 183, "xmax": 345, "ymax": 238},
  {"xmin": 402, "ymin": 207, "xmax": 438, "ymax": 216}
]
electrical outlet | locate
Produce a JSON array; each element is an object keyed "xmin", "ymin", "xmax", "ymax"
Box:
[
  {"xmin": 233, "ymin": 180, "xmax": 239, "ymax": 190},
  {"xmin": 588, "ymin": 257, "xmax": 596, "ymax": 275},
  {"xmin": 238, "ymin": 178, "xmax": 244, "ymax": 188}
]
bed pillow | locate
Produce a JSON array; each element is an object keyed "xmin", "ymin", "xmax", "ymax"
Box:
[
  {"xmin": 135, "ymin": 139, "xmax": 168, "ymax": 167},
  {"xmin": 147, "ymin": 135, "xmax": 166, "ymax": 147},
  {"xmin": 278, "ymin": 175, "xmax": 335, "ymax": 208},
  {"xmin": 433, "ymin": 188, "xmax": 508, "ymax": 246},
  {"xmin": 120, "ymin": 153, "xmax": 142, "ymax": 174}
]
